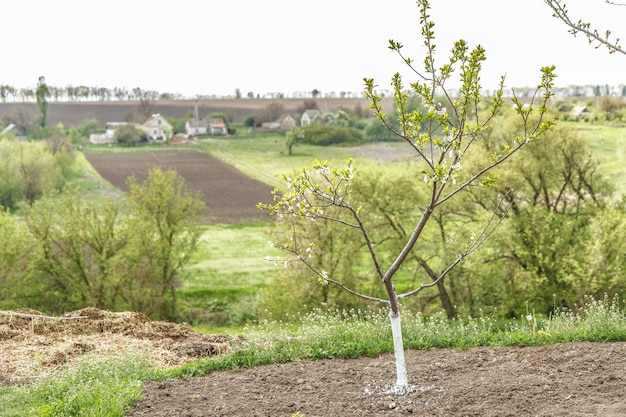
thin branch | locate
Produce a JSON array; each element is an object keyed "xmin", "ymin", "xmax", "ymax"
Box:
[{"xmin": 545, "ymin": 0, "xmax": 624, "ymax": 55}]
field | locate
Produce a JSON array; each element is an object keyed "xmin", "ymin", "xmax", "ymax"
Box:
[
  {"xmin": 84, "ymin": 150, "xmax": 275, "ymax": 225},
  {"xmin": 3, "ymin": 111, "xmax": 626, "ymax": 415}
]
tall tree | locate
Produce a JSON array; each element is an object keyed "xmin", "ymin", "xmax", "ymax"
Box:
[{"xmin": 259, "ymin": 0, "xmax": 556, "ymax": 390}]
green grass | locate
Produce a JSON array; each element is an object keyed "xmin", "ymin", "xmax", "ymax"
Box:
[
  {"xmin": 0, "ymin": 355, "xmax": 156, "ymax": 417},
  {"xmin": 566, "ymin": 121, "xmax": 626, "ymax": 193}
]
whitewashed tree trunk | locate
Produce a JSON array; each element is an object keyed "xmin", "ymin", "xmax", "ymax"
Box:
[{"xmin": 390, "ymin": 311, "xmax": 408, "ymax": 388}]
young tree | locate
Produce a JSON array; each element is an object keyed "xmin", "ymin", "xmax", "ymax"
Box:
[
  {"xmin": 259, "ymin": 0, "xmax": 556, "ymax": 390},
  {"xmin": 285, "ymin": 127, "xmax": 304, "ymax": 155}
]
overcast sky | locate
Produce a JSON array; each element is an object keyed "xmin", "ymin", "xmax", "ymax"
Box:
[{"xmin": 2, "ymin": 0, "xmax": 625, "ymax": 98}]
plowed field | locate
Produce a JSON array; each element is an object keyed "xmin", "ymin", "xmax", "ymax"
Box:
[{"xmin": 85, "ymin": 151, "xmax": 275, "ymax": 224}]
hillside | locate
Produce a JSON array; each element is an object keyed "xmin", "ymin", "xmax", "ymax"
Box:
[{"xmin": 0, "ymin": 97, "xmax": 394, "ymax": 128}]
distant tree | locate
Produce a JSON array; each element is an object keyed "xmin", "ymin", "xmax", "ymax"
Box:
[
  {"xmin": 235, "ymin": 88, "xmax": 242, "ymax": 99},
  {"xmin": 35, "ymin": 77, "xmax": 50, "ymax": 128},
  {"xmin": 114, "ymin": 124, "xmax": 145, "ymax": 146},
  {"xmin": 311, "ymin": 89, "xmax": 321, "ymax": 98},
  {"xmin": 247, "ymin": 91, "xmax": 255, "ymax": 99},
  {"xmin": 125, "ymin": 168, "xmax": 205, "ymax": 319},
  {"xmin": 256, "ymin": 102, "xmax": 285, "ymax": 124},
  {"xmin": 243, "ymin": 115, "xmax": 256, "ymax": 127},
  {"xmin": 285, "ymin": 127, "xmax": 304, "ymax": 155},
  {"xmin": 137, "ymin": 97, "xmax": 155, "ymax": 120}
]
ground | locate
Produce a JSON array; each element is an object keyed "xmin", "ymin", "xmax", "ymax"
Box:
[
  {"xmin": 3, "ymin": 309, "xmax": 625, "ymax": 416},
  {"xmin": 127, "ymin": 341, "xmax": 626, "ymax": 417}
]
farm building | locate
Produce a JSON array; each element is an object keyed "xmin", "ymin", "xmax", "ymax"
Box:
[{"xmin": 89, "ymin": 122, "xmax": 128, "ymax": 144}]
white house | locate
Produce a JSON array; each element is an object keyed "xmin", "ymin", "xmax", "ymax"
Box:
[
  {"xmin": 185, "ymin": 119, "xmax": 210, "ymax": 136},
  {"xmin": 142, "ymin": 113, "xmax": 172, "ymax": 141},
  {"xmin": 300, "ymin": 109, "xmax": 320, "ymax": 126}
]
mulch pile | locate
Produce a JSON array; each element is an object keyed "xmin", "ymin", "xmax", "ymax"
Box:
[{"xmin": 0, "ymin": 307, "xmax": 230, "ymax": 386}]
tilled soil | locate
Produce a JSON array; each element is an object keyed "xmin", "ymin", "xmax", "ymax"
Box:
[
  {"xmin": 127, "ymin": 341, "xmax": 626, "ymax": 417},
  {"xmin": 85, "ymin": 151, "xmax": 275, "ymax": 224}
]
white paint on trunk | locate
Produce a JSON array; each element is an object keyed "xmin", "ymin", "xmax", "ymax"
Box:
[{"xmin": 390, "ymin": 311, "xmax": 408, "ymax": 388}]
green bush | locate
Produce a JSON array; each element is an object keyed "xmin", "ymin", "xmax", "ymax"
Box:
[{"xmin": 301, "ymin": 125, "xmax": 364, "ymax": 146}]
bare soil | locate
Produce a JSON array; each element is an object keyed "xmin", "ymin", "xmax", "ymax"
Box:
[
  {"xmin": 84, "ymin": 150, "xmax": 275, "ymax": 224},
  {"xmin": 127, "ymin": 341, "xmax": 626, "ymax": 417}
]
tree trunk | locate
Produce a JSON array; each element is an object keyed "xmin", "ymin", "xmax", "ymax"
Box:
[{"xmin": 389, "ymin": 310, "xmax": 408, "ymax": 388}]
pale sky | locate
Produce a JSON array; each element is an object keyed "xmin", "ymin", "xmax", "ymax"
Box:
[{"xmin": 2, "ymin": 0, "xmax": 625, "ymax": 98}]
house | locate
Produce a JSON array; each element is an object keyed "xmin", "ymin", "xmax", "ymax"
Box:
[
  {"xmin": 0, "ymin": 123, "xmax": 26, "ymax": 140},
  {"xmin": 142, "ymin": 113, "xmax": 172, "ymax": 141},
  {"xmin": 185, "ymin": 119, "xmax": 210, "ymax": 136},
  {"xmin": 570, "ymin": 105, "xmax": 590, "ymax": 118},
  {"xmin": 208, "ymin": 118, "xmax": 228, "ymax": 135},
  {"xmin": 261, "ymin": 114, "xmax": 296, "ymax": 132},
  {"xmin": 300, "ymin": 109, "xmax": 320, "ymax": 127},
  {"xmin": 279, "ymin": 114, "xmax": 296, "ymax": 131}
]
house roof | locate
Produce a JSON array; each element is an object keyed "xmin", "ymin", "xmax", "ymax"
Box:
[
  {"xmin": 208, "ymin": 118, "xmax": 226, "ymax": 127},
  {"xmin": 302, "ymin": 109, "xmax": 320, "ymax": 119},
  {"xmin": 187, "ymin": 119, "xmax": 211, "ymax": 128},
  {"xmin": 143, "ymin": 113, "xmax": 172, "ymax": 128},
  {"xmin": 571, "ymin": 105, "xmax": 589, "ymax": 115}
]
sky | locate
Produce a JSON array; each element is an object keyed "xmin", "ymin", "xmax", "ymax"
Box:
[{"xmin": 2, "ymin": 0, "xmax": 625, "ymax": 98}]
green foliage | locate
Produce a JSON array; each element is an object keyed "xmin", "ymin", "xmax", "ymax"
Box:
[
  {"xmin": 300, "ymin": 125, "xmax": 364, "ymax": 146},
  {"xmin": 114, "ymin": 123, "xmax": 145, "ymax": 146},
  {"xmin": 0, "ymin": 355, "xmax": 155, "ymax": 417},
  {"xmin": 284, "ymin": 126, "xmax": 304, "ymax": 155},
  {"xmin": 125, "ymin": 168, "xmax": 206, "ymax": 319},
  {"xmin": 5, "ymin": 167, "xmax": 205, "ymax": 319}
]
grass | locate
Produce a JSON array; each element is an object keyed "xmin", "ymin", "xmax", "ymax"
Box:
[
  {"xmin": 0, "ymin": 355, "xmax": 156, "ymax": 417},
  {"xmin": 1, "ymin": 297, "xmax": 623, "ymax": 416},
  {"xmin": 566, "ymin": 121, "xmax": 626, "ymax": 193}
]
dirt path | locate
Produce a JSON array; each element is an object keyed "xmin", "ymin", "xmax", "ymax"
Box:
[{"xmin": 127, "ymin": 341, "xmax": 626, "ymax": 417}]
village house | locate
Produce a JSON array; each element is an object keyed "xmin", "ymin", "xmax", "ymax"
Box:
[
  {"xmin": 142, "ymin": 113, "xmax": 172, "ymax": 141},
  {"xmin": 261, "ymin": 114, "xmax": 296, "ymax": 132},
  {"xmin": 300, "ymin": 109, "xmax": 320, "ymax": 126},
  {"xmin": 570, "ymin": 105, "xmax": 590, "ymax": 119}
]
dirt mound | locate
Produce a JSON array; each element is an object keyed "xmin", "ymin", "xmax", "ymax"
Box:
[{"xmin": 0, "ymin": 308, "xmax": 230, "ymax": 386}]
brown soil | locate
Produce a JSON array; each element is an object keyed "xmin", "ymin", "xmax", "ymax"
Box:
[
  {"xmin": 84, "ymin": 150, "xmax": 275, "ymax": 225},
  {"xmin": 127, "ymin": 342, "xmax": 626, "ymax": 417}
]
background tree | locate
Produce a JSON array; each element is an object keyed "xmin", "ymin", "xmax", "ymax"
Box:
[
  {"xmin": 255, "ymin": 102, "xmax": 285, "ymax": 125},
  {"xmin": 35, "ymin": 76, "xmax": 50, "ymax": 128},
  {"xmin": 260, "ymin": 0, "xmax": 556, "ymax": 390},
  {"xmin": 114, "ymin": 123, "xmax": 145, "ymax": 146},
  {"xmin": 125, "ymin": 168, "xmax": 205, "ymax": 319},
  {"xmin": 285, "ymin": 127, "xmax": 304, "ymax": 155}
]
